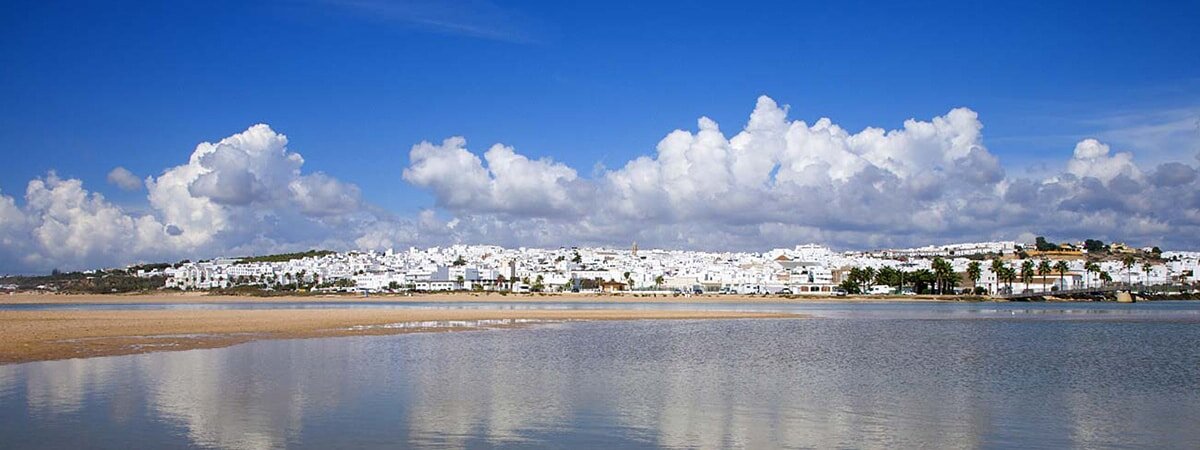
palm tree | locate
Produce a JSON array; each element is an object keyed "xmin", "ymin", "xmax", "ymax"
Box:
[
  {"xmin": 1054, "ymin": 260, "xmax": 1069, "ymax": 290},
  {"xmin": 1083, "ymin": 262, "xmax": 1100, "ymax": 289},
  {"xmin": 931, "ymin": 257, "xmax": 953, "ymax": 294},
  {"xmin": 990, "ymin": 258, "xmax": 1006, "ymax": 294},
  {"xmin": 877, "ymin": 266, "xmax": 902, "ymax": 290},
  {"xmin": 862, "ymin": 267, "xmax": 877, "ymax": 288},
  {"xmin": 1000, "ymin": 267, "xmax": 1017, "ymax": 292},
  {"xmin": 1037, "ymin": 260, "xmax": 1052, "ymax": 292},
  {"xmin": 939, "ymin": 259, "xmax": 956, "ymax": 294},
  {"xmin": 1122, "ymin": 255, "xmax": 1136, "ymax": 286},
  {"xmin": 1100, "ymin": 271, "xmax": 1112, "ymax": 286},
  {"xmin": 966, "ymin": 261, "xmax": 982, "ymax": 294},
  {"xmin": 1142, "ymin": 263, "xmax": 1153, "ymax": 286},
  {"xmin": 1020, "ymin": 260, "xmax": 1035, "ymax": 290},
  {"xmin": 909, "ymin": 269, "xmax": 936, "ymax": 294},
  {"xmin": 654, "ymin": 275, "xmax": 664, "ymax": 288}
]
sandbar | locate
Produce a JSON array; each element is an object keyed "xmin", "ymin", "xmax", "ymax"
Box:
[{"xmin": 0, "ymin": 308, "xmax": 803, "ymax": 364}]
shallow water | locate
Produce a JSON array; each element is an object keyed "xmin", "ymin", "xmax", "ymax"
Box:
[
  {"xmin": 2, "ymin": 302, "xmax": 1199, "ymax": 449},
  {"xmin": 5, "ymin": 298, "xmax": 1200, "ymax": 316}
]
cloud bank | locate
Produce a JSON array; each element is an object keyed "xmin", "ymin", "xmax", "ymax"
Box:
[
  {"xmin": 1, "ymin": 96, "xmax": 1197, "ymax": 273},
  {"xmin": 403, "ymin": 96, "xmax": 1196, "ymax": 251}
]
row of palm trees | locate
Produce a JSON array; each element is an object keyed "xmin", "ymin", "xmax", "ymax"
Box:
[
  {"xmin": 842, "ymin": 258, "xmax": 958, "ymax": 294},
  {"xmin": 227, "ymin": 270, "xmax": 312, "ymax": 290},
  {"xmin": 972, "ymin": 258, "xmax": 1071, "ymax": 293},
  {"xmin": 966, "ymin": 257, "xmax": 1144, "ymax": 294},
  {"xmin": 1120, "ymin": 255, "xmax": 1158, "ymax": 286}
]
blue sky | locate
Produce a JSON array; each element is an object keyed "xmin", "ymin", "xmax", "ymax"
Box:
[
  {"xmin": 4, "ymin": 0, "xmax": 1197, "ymax": 212},
  {"xmin": 1, "ymin": 0, "xmax": 1198, "ymax": 271}
]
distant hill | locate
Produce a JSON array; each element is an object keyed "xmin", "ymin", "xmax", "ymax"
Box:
[{"xmin": 236, "ymin": 250, "xmax": 335, "ymax": 264}]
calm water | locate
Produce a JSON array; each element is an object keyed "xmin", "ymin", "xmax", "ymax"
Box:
[{"xmin": 2, "ymin": 302, "xmax": 1199, "ymax": 449}]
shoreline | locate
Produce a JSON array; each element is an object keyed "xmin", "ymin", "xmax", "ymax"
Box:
[
  {"xmin": 0, "ymin": 291, "xmax": 963, "ymax": 305},
  {"xmin": 0, "ymin": 309, "xmax": 803, "ymax": 365}
]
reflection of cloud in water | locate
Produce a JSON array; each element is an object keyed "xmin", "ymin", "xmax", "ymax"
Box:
[
  {"xmin": 401, "ymin": 329, "xmax": 574, "ymax": 447},
  {"xmin": 1, "ymin": 316, "xmax": 1198, "ymax": 448},
  {"xmin": 18, "ymin": 357, "xmax": 121, "ymax": 416},
  {"xmin": 394, "ymin": 322, "xmax": 993, "ymax": 448},
  {"xmin": 581, "ymin": 320, "xmax": 995, "ymax": 448},
  {"xmin": 1057, "ymin": 329, "xmax": 1200, "ymax": 448},
  {"xmin": 145, "ymin": 338, "xmax": 362, "ymax": 450}
]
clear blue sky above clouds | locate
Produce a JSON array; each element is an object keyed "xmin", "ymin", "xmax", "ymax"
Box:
[{"xmin": 1, "ymin": 0, "xmax": 1198, "ymax": 271}]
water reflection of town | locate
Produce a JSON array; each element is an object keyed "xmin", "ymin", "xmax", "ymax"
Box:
[{"xmin": 3, "ymin": 322, "xmax": 1198, "ymax": 449}]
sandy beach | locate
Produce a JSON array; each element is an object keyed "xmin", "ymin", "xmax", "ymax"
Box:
[
  {"xmin": 0, "ymin": 291, "xmax": 957, "ymax": 304},
  {"xmin": 0, "ymin": 308, "xmax": 803, "ymax": 364}
]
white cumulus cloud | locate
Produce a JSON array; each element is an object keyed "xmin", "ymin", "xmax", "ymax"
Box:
[
  {"xmin": 0, "ymin": 125, "xmax": 396, "ymax": 273},
  {"xmin": 403, "ymin": 137, "xmax": 586, "ymax": 217},
  {"xmin": 106, "ymin": 167, "xmax": 143, "ymax": 191},
  {"xmin": 395, "ymin": 96, "xmax": 1197, "ymax": 252},
  {"xmin": 0, "ymin": 96, "xmax": 1197, "ymax": 274},
  {"xmin": 0, "ymin": 173, "xmax": 171, "ymax": 272}
]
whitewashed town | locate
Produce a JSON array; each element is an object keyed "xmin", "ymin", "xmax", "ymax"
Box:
[{"xmin": 126, "ymin": 238, "xmax": 1200, "ymax": 297}]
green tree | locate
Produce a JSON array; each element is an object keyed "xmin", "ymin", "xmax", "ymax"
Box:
[
  {"xmin": 909, "ymin": 269, "xmax": 936, "ymax": 294},
  {"xmin": 1035, "ymin": 236, "xmax": 1057, "ymax": 252},
  {"xmin": 1122, "ymin": 255, "xmax": 1136, "ymax": 285},
  {"xmin": 876, "ymin": 266, "xmax": 903, "ymax": 291},
  {"xmin": 838, "ymin": 278, "xmax": 862, "ymax": 295},
  {"xmin": 1142, "ymin": 263, "xmax": 1153, "ymax": 285},
  {"xmin": 990, "ymin": 258, "xmax": 1006, "ymax": 294},
  {"xmin": 1083, "ymin": 261, "xmax": 1100, "ymax": 289},
  {"xmin": 861, "ymin": 267, "xmax": 877, "ymax": 288},
  {"xmin": 845, "ymin": 267, "xmax": 879, "ymax": 293},
  {"xmin": 847, "ymin": 267, "xmax": 863, "ymax": 285},
  {"xmin": 1054, "ymin": 260, "xmax": 1069, "ymax": 290},
  {"xmin": 966, "ymin": 261, "xmax": 982, "ymax": 293},
  {"xmin": 1001, "ymin": 267, "xmax": 1017, "ymax": 291},
  {"xmin": 1020, "ymin": 260, "xmax": 1035, "ymax": 289},
  {"xmin": 1037, "ymin": 260, "xmax": 1052, "ymax": 292},
  {"xmin": 932, "ymin": 258, "xmax": 954, "ymax": 294}
]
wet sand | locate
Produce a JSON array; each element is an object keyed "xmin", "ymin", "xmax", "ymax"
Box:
[
  {"xmin": 1, "ymin": 291, "xmax": 956, "ymax": 304},
  {"xmin": 0, "ymin": 309, "xmax": 803, "ymax": 364}
]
